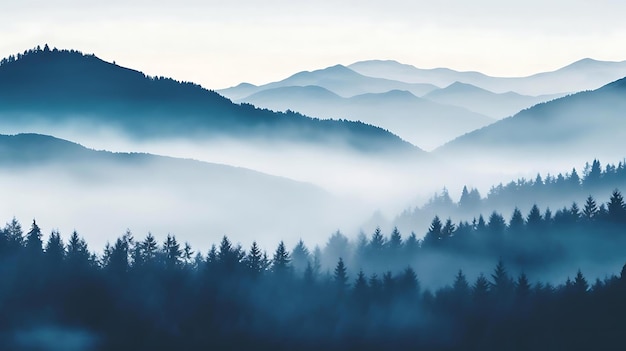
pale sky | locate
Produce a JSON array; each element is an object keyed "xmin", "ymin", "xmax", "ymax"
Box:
[{"xmin": 2, "ymin": 0, "xmax": 626, "ymax": 89}]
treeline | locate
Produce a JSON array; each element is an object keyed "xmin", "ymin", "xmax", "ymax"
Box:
[
  {"xmin": 1, "ymin": 192, "xmax": 626, "ymax": 349},
  {"xmin": 396, "ymin": 158, "xmax": 626, "ymax": 233}
]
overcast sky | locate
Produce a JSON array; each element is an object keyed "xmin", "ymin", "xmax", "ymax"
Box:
[{"xmin": 2, "ymin": 1, "xmax": 626, "ymax": 89}]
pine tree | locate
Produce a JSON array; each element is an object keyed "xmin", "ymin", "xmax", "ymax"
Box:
[
  {"xmin": 44, "ymin": 230, "xmax": 65, "ymax": 265},
  {"xmin": 452, "ymin": 270, "xmax": 471, "ymax": 307},
  {"xmin": 244, "ymin": 241, "xmax": 265, "ymax": 278},
  {"xmin": 491, "ymin": 259, "xmax": 514, "ymax": 298},
  {"xmin": 25, "ymin": 219, "xmax": 43, "ymax": 255},
  {"xmin": 106, "ymin": 233, "xmax": 132, "ymax": 274},
  {"xmin": 67, "ymin": 230, "xmax": 90, "ymax": 268},
  {"xmin": 353, "ymin": 270, "xmax": 369, "ymax": 304},
  {"xmin": 441, "ymin": 218, "xmax": 456, "ymax": 241},
  {"xmin": 325, "ymin": 231, "xmax": 350, "ymax": 267},
  {"xmin": 527, "ymin": 204, "xmax": 543, "ymax": 231},
  {"xmin": 370, "ymin": 227, "xmax": 385, "ymax": 252},
  {"xmin": 382, "ymin": 271, "xmax": 395, "ymax": 298},
  {"xmin": 333, "ymin": 257, "xmax": 349, "ymax": 294},
  {"xmin": 569, "ymin": 202, "xmax": 581, "ymax": 222},
  {"xmin": 217, "ymin": 236, "xmax": 242, "ymax": 272},
  {"xmin": 569, "ymin": 168, "xmax": 581, "ymax": 190},
  {"xmin": 573, "ymin": 269, "xmax": 589, "ymax": 294},
  {"xmin": 182, "ymin": 242, "xmax": 194, "ymax": 266},
  {"xmin": 272, "ymin": 241, "xmax": 291, "ymax": 276},
  {"xmin": 303, "ymin": 262, "xmax": 316, "ymax": 285},
  {"xmin": 291, "ymin": 239, "xmax": 311, "ymax": 275},
  {"xmin": 583, "ymin": 159, "xmax": 602, "ymax": 188},
  {"xmin": 453, "ymin": 270, "xmax": 470, "ymax": 296},
  {"xmin": 388, "ymin": 227, "xmax": 403, "ymax": 252},
  {"xmin": 4, "ymin": 217, "xmax": 23, "ymax": 252},
  {"xmin": 473, "ymin": 274, "xmax": 490, "ymax": 302},
  {"xmin": 163, "ymin": 234, "xmax": 182, "ymax": 268},
  {"xmin": 423, "ymin": 216, "xmax": 442, "ymax": 247},
  {"xmin": 515, "ymin": 272, "xmax": 531, "ymax": 299},
  {"xmin": 582, "ymin": 195, "xmax": 598, "ymax": 221},
  {"xmin": 508, "ymin": 208, "xmax": 525, "ymax": 235},
  {"xmin": 607, "ymin": 189, "xmax": 626, "ymax": 222},
  {"xmin": 487, "ymin": 212, "xmax": 506, "ymax": 237},
  {"xmin": 404, "ymin": 232, "xmax": 419, "ymax": 258},
  {"xmin": 397, "ymin": 266, "xmax": 419, "ymax": 297},
  {"xmin": 369, "ymin": 274, "xmax": 382, "ymax": 301},
  {"xmin": 141, "ymin": 233, "xmax": 159, "ymax": 264}
]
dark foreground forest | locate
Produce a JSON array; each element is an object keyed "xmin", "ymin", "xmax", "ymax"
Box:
[{"xmin": 2, "ymin": 191, "xmax": 626, "ymax": 350}]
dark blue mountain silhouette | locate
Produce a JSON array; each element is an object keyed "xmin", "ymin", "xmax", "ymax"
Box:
[{"xmin": 0, "ymin": 47, "xmax": 420, "ymax": 154}]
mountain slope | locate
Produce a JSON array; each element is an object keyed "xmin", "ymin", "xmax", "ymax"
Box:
[
  {"xmin": 349, "ymin": 60, "xmax": 489, "ymax": 90},
  {"xmin": 218, "ymin": 64, "xmax": 439, "ymax": 99},
  {"xmin": 435, "ymin": 76, "xmax": 626, "ymax": 166},
  {"xmin": 423, "ymin": 82, "xmax": 564, "ymax": 119},
  {"xmin": 240, "ymin": 86, "xmax": 494, "ymax": 150},
  {"xmin": 349, "ymin": 59, "xmax": 626, "ymax": 96},
  {"xmin": 0, "ymin": 47, "xmax": 419, "ymax": 155},
  {"xmin": 0, "ymin": 133, "xmax": 346, "ymax": 250}
]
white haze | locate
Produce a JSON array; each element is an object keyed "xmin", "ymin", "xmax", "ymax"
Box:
[{"xmin": 3, "ymin": 104, "xmax": 625, "ymax": 255}]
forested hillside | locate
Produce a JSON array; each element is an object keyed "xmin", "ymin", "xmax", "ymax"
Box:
[{"xmin": 1, "ymin": 187, "xmax": 626, "ymax": 350}]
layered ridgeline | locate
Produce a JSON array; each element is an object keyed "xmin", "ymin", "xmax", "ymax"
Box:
[
  {"xmin": 219, "ymin": 58, "xmax": 626, "ymax": 149},
  {"xmin": 349, "ymin": 58, "xmax": 626, "ymax": 96},
  {"xmin": 217, "ymin": 64, "xmax": 439, "ymax": 100},
  {"xmin": 0, "ymin": 133, "xmax": 352, "ymax": 251},
  {"xmin": 422, "ymin": 82, "xmax": 564, "ymax": 119},
  {"xmin": 435, "ymin": 76, "xmax": 626, "ymax": 172},
  {"xmin": 0, "ymin": 46, "xmax": 418, "ymax": 155},
  {"xmin": 239, "ymin": 86, "xmax": 494, "ymax": 150}
]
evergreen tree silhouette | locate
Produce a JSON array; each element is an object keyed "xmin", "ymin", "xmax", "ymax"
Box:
[
  {"xmin": 3, "ymin": 217, "xmax": 24, "ymax": 252},
  {"xmin": 573, "ymin": 269, "xmax": 589, "ymax": 294},
  {"xmin": 333, "ymin": 257, "xmax": 349, "ymax": 296},
  {"xmin": 353, "ymin": 270, "xmax": 369, "ymax": 307},
  {"xmin": 66, "ymin": 230, "xmax": 91, "ymax": 268},
  {"xmin": 582, "ymin": 195, "xmax": 599, "ymax": 221},
  {"xmin": 272, "ymin": 241, "xmax": 291, "ymax": 276},
  {"xmin": 508, "ymin": 207, "xmax": 525, "ymax": 235},
  {"xmin": 607, "ymin": 189, "xmax": 626, "ymax": 222},
  {"xmin": 388, "ymin": 227, "xmax": 403, "ymax": 252},
  {"xmin": 423, "ymin": 216, "xmax": 442, "ymax": 247},
  {"xmin": 441, "ymin": 218, "xmax": 456, "ymax": 242},
  {"xmin": 515, "ymin": 272, "xmax": 531, "ymax": 300},
  {"xmin": 44, "ymin": 229, "xmax": 65, "ymax": 265},
  {"xmin": 490, "ymin": 260, "xmax": 514, "ymax": 300},
  {"xmin": 526, "ymin": 204, "xmax": 543, "ymax": 232},
  {"xmin": 472, "ymin": 274, "xmax": 490, "ymax": 303},
  {"xmin": 244, "ymin": 241, "xmax": 266, "ymax": 278},
  {"xmin": 291, "ymin": 239, "xmax": 311, "ymax": 275},
  {"xmin": 25, "ymin": 219, "xmax": 43, "ymax": 256},
  {"xmin": 163, "ymin": 234, "xmax": 182, "ymax": 269}
]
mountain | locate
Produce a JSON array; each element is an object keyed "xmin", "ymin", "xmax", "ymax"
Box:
[
  {"xmin": 0, "ymin": 133, "xmax": 346, "ymax": 250},
  {"xmin": 240, "ymin": 86, "xmax": 494, "ymax": 150},
  {"xmin": 435, "ymin": 76, "xmax": 626, "ymax": 168},
  {"xmin": 423, "ymin": 82, "xmax": 564, "ymax": 119},
  {"xmin": 0, "ymin": 47, "xmax": 419, "ymax": 155},
  {"xmin": 218, "ymin": 64, "xmax": 439, "ymax": 99},
  {"xmin": 349, "ymin": 58, "xmax": 626, "ymax": 96},
  {"xmin": 349, "ymin": 60, "xmax": 490, "ymax": 90}
]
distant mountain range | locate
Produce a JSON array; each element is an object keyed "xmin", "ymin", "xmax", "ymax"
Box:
[
  {"xmin": 436, "ymin": 76, "xmax": 626, "ymax": 165},
  {"xmin": 239, "ymin": 86, "xmax": 494, "ymax": 150},
  {"xmin": 0, "ymin": 47, "xmax": 418, "ymax": 155},
  {"xmin": 218, "ymin": 64, "xmax": 438, "ymax": 100},
  {"xmin": 218, "ymin": 58, "xmax": 625, "ymax": 148},
  {"xmin": 0, "ymin": 133, "xmax": 344, "ymax": 249},
  {"xmin": 349, "ymin": 58, "xmax": 626, "ymax": 96},
  {"xmin": 423, "ymin": 82, "xmax": 565, "ymax": 119}
]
